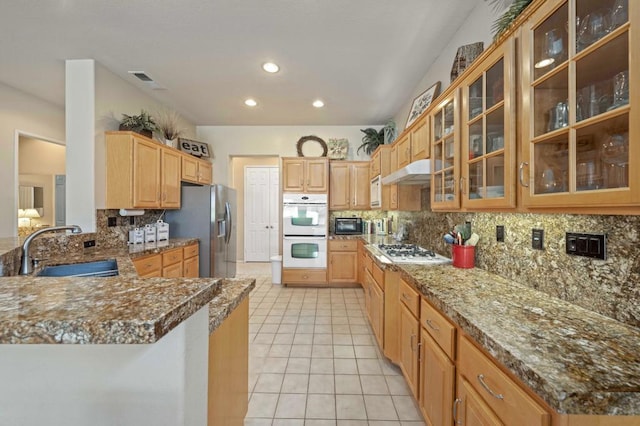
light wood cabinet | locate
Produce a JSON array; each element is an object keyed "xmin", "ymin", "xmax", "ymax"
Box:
[
  {"xmin": 105, "ymin": 131, "xmax": 182, "ymax": 209},
  {"xmin": 461, "ymin": 36, "xmax": 517, "ymax": 209},
  {"xmin": 520, "ymin": 0, "xmax": 639, "ymax": 208},
  {"xmin": 431, "ymin": 90, "xmax": 462, "ymax": 210},
  {"xmin": 370, "ymin": 149, "xmax": 382, "ymax": 177},
  {"xmin": 282, "ymin": 157, "xmax": 328, "ymax": 193},
  {"xmin": 208, "ymin": 297, "xmax": 249, "ymax": 426},
  {"xmin": 161, "ymin": 149, "xmax": 182, "ymax": 208},
  {"xmin": 182, "ymin": 155, "xmax": 212, "ymax": 185},
  {"xmin": 132, "ymin": 253, "xmax": 162, "ymax": 278},
  {"xmin": 397, "ymin": 134, "xmax": 412, "ymax": 168},
  {"xmin": 357, "ymin": 239, "xmax": 367, "ymax": 286},
  {"xmin": 162, "ymin": 247, "xmax": 183, "ymax": 277},
  {"xmin": 282, "ymin": 268, "xmax": 327, "ymax": 285},
  {"xmin": 328, "ymin": 239, "xmax": 358, "ymax": 283},
  {"xmin": 399, "ymin": 302, "xmax": 420, "ymax": 398},
  {"xmin": 132, "ymin": 243, "xmax": 199, "ymax": 278},
  {"xmin": 379, "ymin": 145, "xmax": 422, "ymax": 211},
  {"xmin": 420, "ymin": 329, "xmax": 455, "ymax": 426},
  {"xmin": 458, "ymin": 335, "xmax": 550, "ymax": 426},
  {"xmin": 418, "ymin": 296, "xmax": 456, "ymax": 426},
  {"xmin": 183, "ymin": 243, "xmax": 200, "ymax": 278},
  {"xmin": 369, "ymin": 272, "xmax": 384, "ymax": 349},
  {"xmin": 456, "ymin": 376, "xmax": 503, "ymax": 426},
  {"xmin": 329, "ymin": 161, "xmax": 369, "ymax": 210},
  {"xmin": 410, "ymin": 116, "xmax": 430, "ymax": 162}
]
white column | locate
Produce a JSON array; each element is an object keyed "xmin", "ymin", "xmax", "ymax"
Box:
[{"xmin": 65, "ymin": 59, "xmax": 96, "ymax": 232}]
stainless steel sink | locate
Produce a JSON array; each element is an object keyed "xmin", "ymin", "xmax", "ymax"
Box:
[{"xmin": 37, "ymin": 259, "xmax": 119, "ymax": 278}]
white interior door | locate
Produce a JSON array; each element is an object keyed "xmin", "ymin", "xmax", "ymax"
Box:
[
  {"xmin": 245, "ymin": 166, "xmax": 279, "ymax": 262},
  {"xmin": 269, "ymin": 167, "xmax": 280, "ymax": 258}
]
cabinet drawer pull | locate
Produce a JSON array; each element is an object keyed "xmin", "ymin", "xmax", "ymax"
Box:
[
  {"xmin": 477, "ymin": 374, "xmax": 504, "ymax": 400},
  {"xmin": 425, "ymin": 318, "xmax": 440, "ymax": 332},
  {"xmin": 453, "ymin": 398, "xmax": 462, "ymax": 425},
  {"xmin": 519, "ymin": 162, "xmax": 529, "ymax": 187}
]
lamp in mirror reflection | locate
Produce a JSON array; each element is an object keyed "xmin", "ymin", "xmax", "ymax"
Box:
[{"xmin": 18, "ymin": 208, "xmax": 41, "ymax": 227}]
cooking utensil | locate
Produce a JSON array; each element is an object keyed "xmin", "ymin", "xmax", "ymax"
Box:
[{"xmin": 465, "ymin": 233, "xmax": 480, "ymax": 246}]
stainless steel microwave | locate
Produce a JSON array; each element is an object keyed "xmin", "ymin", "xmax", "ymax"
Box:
[{"xmin": 335, "ymin": 217, "xmax": 363, "ymax": 235}]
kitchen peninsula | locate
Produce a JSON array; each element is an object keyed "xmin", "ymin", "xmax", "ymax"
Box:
[{"xmin": 0, "ymin": 236, "xmax": 254, "ymax": 426}]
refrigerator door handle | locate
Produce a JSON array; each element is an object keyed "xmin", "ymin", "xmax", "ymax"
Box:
[{"xmin": 224, "ymin": 201, "xmax": 232, "ymax": 244}]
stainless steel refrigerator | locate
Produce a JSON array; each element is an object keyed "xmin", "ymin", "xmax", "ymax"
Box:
[{"xmin": 165, "ymin": 185, "xmax": 237, "ymax": 278}]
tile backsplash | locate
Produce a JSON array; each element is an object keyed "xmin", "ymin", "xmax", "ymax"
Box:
[{"xmin": 396, "ymin": 209, "xmax": 640, "ymax": 328}]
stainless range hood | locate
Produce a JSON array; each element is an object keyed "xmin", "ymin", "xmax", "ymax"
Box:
[{"xmin": 381, "ymin": 159, "xmax": 431, "ymax": 185}]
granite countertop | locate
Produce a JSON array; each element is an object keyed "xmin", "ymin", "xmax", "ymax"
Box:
[
  {"xmin": 0, "ymin": 238, "xmax": 254, "ymax": 344},
  {"xmin": 395, "ymin": 263, "xmax": 640, "ymax": 416}
]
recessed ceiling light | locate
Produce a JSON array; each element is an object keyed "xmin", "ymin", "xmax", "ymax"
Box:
[
  {"xmin": 262, "ymin": 62, "xmax": 280, "ymax": 73},
  {"xmin": 244, "ymin": 99, "xmax": 257, "ymax": 107},
  {"xmin": 312, "ymin": 100, "xmax": 325, "ymax": 108}
]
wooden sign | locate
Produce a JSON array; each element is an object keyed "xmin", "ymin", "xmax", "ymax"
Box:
[{"xmin": 178, "ymin": 138, "xmax": 211, "ymax": 158}]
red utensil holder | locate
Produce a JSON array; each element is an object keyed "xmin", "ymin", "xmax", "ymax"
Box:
[{"xmin": 452, "ymin": 245, "xmax": 475, "ymax": 268}]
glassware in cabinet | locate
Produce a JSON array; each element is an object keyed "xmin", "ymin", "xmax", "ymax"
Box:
[
  {"xmin": 521, "ymin": 0, "xmax": 637, "ymax": 207},
  {"xmin": 431, "ymin": 91, "xmax": 460, "ymax": 209},
  {"xmin": 461, "ymin": 36, "xmax": 515, "ymax": 208}
]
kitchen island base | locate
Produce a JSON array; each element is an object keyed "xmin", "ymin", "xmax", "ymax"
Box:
[{"xmin": 0, "ymin": 306, "xmax": 209, "ymax": 426}]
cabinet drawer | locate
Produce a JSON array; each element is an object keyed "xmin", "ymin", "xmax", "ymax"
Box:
[
  {"xmin": 420, "ymin": 298, "xmax": 455, "ymax": 359},
  {"xmin": 133, "ymin": 254, "xmax": 162, "ymax": 277},
  {"xmin": 399, "ymin": 278, "xmax": 419, "ymax": 317},
  {"xmin": 183, "ymin": 243, "xmax": 199, "ymax": 259},
  {"xmin": 372, "ymin": 262, "xmax": 384, "ymax": 290},
  {"xmin": 283, "ymin": 269, "xmax": 327, "ymax": 284},
  {"xmin": 163, "ymin": 261, "xmax": 183, "ymax": 278},
  {"xmin": 459, "ymin": 336, "xmax": 550, "ymax": 426},
  {"xmin": 329, "ymin": 239, "xmax": 357, "ymax": 251},
  {"xmin": 162, "ymin": 247, "xmax": 183, "ymax": 266},
  {"xmin": 364, "ymin": 253, "xmax": 373, "ymax": 273}
]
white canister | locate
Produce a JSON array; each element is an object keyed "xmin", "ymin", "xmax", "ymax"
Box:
[
  {"xmin": 130, "ymin": 228, "xmax": 144, "ymax": 244},
  {"xmin": 156, "ymin": 219, "xmax": 169, "ymax": 241},
  {"xmin": 144, "ymin": 224, "xmax": 156, "ymax": 243}
]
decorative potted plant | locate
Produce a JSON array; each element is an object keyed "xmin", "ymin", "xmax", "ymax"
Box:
[
  {"xmin": 119, "ymin": 110, "xmax": 157, "ymax": 138},
  {"xmin": 357, "ymin": 120, "xmax": 397, "ymax": 155},
  {"xmin": 155, "ymin": 109, "xmax": 184, "ymax": 148},
  {"xmin": 490, "ymin": 0, "xmax": 533, "ymax": 40}
]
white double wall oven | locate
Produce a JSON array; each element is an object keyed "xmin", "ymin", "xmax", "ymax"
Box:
[{"xmin": 282, "ymin": 193, "xmax": 328, "ymax": 269}]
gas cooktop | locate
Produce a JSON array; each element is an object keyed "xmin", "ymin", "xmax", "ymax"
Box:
[{"xmin": 377, "ymin": 243, "xmax": 451, "ymax": 265}]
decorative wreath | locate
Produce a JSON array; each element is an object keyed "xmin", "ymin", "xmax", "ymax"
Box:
[{"xmin": 296, "ymin": 135, "xmax": 328, "ymax": 157}]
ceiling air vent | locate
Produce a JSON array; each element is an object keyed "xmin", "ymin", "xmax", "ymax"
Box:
[{"xmin": 127, "ymin": 71, "xmax": 165, "ymax": 90}]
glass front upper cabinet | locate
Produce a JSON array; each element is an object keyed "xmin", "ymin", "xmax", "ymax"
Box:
[
  {"xmin": 431, "ymin": 90, "xmax": 460, "ymax": 210},
  {"xmin": 461, "ymin": 36, "xmax": 516, "ymax": 209},
  {"xmin": 520, "ymin": 0, "xmax": 637, "ymax": 207}
]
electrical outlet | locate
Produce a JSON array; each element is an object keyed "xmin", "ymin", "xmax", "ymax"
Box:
[
  {"xmin": 496, "ymin": 225, "xmax": 505, "ymax": 242},
  {"xmin": 107, "ymin": 217, "xmax": 117, "ymax": 227},
  {"xmin": 83, "ymin": 240, "xmax": 96, "ymax": 248},
  {"xmin": 532, "ymin": 228, "xmax": 544, "ymax": 250},
  {"xmin": 566, "ymin": 232, "xmax": 606, "ymax": 260}
]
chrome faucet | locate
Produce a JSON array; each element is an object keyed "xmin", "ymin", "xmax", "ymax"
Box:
[{"xmin": 20, "ymin": 225, "xmax": 83, "ymax": 275}]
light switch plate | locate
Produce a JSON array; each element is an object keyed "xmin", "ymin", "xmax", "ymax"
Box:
[
  {"xmin": 566, "ymin": 232, "xmax": 606, "ymax": 260},
  {"xmin": 532, "ymin": 228, "xmax": 544, "ymax": 250}
]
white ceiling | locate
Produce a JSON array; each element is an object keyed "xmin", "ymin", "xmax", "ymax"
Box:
[{"xmin": 1, "ymin": 0, "xmax": 481, "ymax": 125}]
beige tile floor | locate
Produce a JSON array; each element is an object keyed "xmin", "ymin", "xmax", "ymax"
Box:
[{"xmin": 237, "ymin": 262, "xmax": 426, "ymax": 426}]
